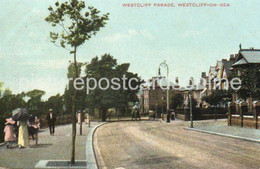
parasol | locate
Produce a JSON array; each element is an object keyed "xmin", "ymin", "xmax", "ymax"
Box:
[{"xmin": 12, "ymin": 108, "xmax": 29, "ymax": 121}]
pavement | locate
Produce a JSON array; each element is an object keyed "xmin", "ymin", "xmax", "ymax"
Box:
[
  {"xmin": 94, "ymin": 121, "xmax": 260, "ymax": 169},
  {"xmin": 0, "ymin": 122, "xmax": 101, "ymax": 169},
  {"xmin": 189, "ymin": 119, "xmax": 260, "ymax": 142}
]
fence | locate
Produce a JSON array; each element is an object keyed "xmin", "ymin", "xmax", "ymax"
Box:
[
  {"xmin": 175, "ymin": 107, "xmax": 228, "ymax": 121},
  {"xmin": 228, "ymin": 101, "xmax": 260, "ymax": 129}
]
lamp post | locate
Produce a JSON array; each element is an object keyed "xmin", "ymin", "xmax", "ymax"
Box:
[
  {"xmin": 188, "ymin": 77, "xmax": 194, "ymax": 128},
  {"xmin": 158, "ymin": 61, "xmax": 169, "ymax": 120},
  {"xmin": 189, "ymin": 92, "xmax": 193, "ymax": 128}
]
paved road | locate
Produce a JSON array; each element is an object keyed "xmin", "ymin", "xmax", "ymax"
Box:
[
  {"xmin": 94, "ymin": 121, "xmax": 260, "ymax": 169},
  {"xmin": 0, "ymin": 123, "xmax": 98, "ymax": 169}
]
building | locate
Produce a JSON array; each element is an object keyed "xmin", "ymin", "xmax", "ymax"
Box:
[
  {"xmin": 141, "ymin": 76, "xmax": 180, "ymax": 114},
  {"xmin": 231, "ymin": 47, "xmax": 260, "ymax": 104}
]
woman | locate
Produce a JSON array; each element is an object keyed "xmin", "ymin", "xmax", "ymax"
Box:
[
  {"xmin": 4, "ymin": 118, "xmax": 16, "ymax": 148},
  {"xmin": 17, "ymin": 120, "xmax": 29, "ymax": 148}
]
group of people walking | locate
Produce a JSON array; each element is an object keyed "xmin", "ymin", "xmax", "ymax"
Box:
[
  {"xmin": 3, "ymin": 108, "xmax": 56, "ymax": 149},
  {"xmin": 4, "ymin": 116, "xmax": 34, "ymax": 149}
]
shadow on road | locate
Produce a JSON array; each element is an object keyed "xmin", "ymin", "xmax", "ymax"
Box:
[{"xmin": 30, "ymin": 143, "xmax": 52, "ymax": 148}]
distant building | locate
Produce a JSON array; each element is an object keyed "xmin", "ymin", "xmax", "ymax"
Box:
[{"xmin": 140, "ymin": 76, "xmax": 180, "ymax": 114}]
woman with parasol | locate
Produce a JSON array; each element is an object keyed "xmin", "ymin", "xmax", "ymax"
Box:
[{"xmin": 12, "ymin": 108, "xmax": 30, "ymax": 149}]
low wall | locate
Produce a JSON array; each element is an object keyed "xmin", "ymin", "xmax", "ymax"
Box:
[
  {"xmin": 230, "ymin": 115, "xmax": 259, "ymax": 129},
  {"xmin": 175, "ymin": 108, "xmax": 227, "ymax": 121}
]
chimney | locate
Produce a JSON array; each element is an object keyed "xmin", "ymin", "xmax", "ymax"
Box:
[
  {"xmin": 189, "ymin": 77, "xmax": 194, "ymax": 86},
  {"xmin": 229, "ymin": 54, "xmax": 235, "ymax": 61},
  {"xmin": 201, "ymin": 72, "xmax": 206, "ymax": 78},
  {"xmin": 175, "ymin": 77, "xmax": 179, "ymax": 84}
]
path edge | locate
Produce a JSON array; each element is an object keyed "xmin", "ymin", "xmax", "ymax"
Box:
[
  {"xmin": 185, "ymin": 127, "xmax": 260, "ymax": 144},
  {"xmin": 86, "ymin": 122, "xmax": 107, "ymax": 169}
]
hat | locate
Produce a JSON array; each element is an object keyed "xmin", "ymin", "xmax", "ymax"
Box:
[
  {"xmin": 5, "ymin": 118, "xmax": 15, "ymax": 125},
  {"xmin": 49, "ymin": 109, "xmax": 53, "ymax": 112}
]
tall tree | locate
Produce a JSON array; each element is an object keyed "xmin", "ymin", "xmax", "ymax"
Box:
[
  {"xmin": 26, "ymin": 89, "xmax": 46, "ymax": 116},
  {"xmin": 46, "ymin": 94, "xmax": 64, "ymax": 115},
  {"xmin": 85, "ymin": 54, "xmax": 142, "ymax": 121},
  {"xmin": 45, "ymin": 0, "xmax": 109, "ymax": 164}
]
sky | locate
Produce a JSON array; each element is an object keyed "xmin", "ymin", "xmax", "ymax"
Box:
[{"xmin": 0, "ymin": 0, "xmax": 260, "ymax": 99}]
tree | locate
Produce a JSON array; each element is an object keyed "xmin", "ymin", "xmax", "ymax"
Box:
[
  {"xmin": 236, "ymin": 65, "xmax": 260, "ymax": 100},
  {"xmin": 0, "ymin": 82, "xmax": 3, "ymax": 96},
  {"xmin": 85, "ymin": 54, "xmax": 142, "ymax": 121},
  {"xmin": 26, "ymin": 89, "xmax": 46, "ymax": 117},
  {"xmin": 170, "ymin": 93, "xmax": 184, "ymax": 109},
  {"xmin": 202, "ymin": 89, "xmax": 229, "ymax": 120},
  {"xmin": 45, "ymin": 0, "xmax": 109, "ymax": 164},
  {"xmin": 45, "ymin": 94, "xmax": 64, "ymax": 115}
]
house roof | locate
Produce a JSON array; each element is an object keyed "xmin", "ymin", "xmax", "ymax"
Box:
[
  {"xmin": 233, "ymin": 50, "xmax": 260, "ymax": 67},
  {"xmin": 209, "ymin": 66, "xmax": 217, "ymax": 76},
  {"xmin": 240, "ymin": 51, "xmax": 260, "ymax": 63},
  {"xmin": 222, "ymin": 60, "xmax": 235, "ymax": 75},
  {"xmin": 216, "ymin": 61, "xmax": 223, "ymax": 70},
  {"xmin": 232, "ymin": 58, "xmax": 247, "ymax": 66}
]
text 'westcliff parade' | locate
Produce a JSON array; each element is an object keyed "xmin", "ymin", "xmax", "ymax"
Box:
[{"xmin": 122, "ymin": 3, "xmax": 231, "ymax": 8}]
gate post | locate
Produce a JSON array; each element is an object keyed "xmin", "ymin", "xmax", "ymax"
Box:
[
  {"xmin": 253, "ymin": 101, "xmax": 260, "ymax": 129},
  {"xmin": 228, "ymin": 102, "xmax": 236, "ymax": 126},
  {"xmin": 239, "ymin": 101, "xmax": 248, "ymax": 128}
]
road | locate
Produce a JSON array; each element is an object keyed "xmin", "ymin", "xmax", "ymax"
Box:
[{"xmin": 94, "ymin": 121, "xmax": 260, "ymax": 169}]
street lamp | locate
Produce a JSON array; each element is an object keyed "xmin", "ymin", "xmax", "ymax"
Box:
[
  {"xmin": 158, "ymin": 61, "xmax": 170, "ymax": 120},
  {"xmin": 189, "ymin": 92, "xmax": 193, "ymax": 128},
  {"xmin": 188, "ymin": 77, "xmax": 194, "ymax": 128}
]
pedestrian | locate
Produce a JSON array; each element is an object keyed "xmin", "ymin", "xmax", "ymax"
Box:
[
  {"xmin": 77, "ymin": 111, "xmax": 81, "ymax": 124},
  {"xmin": 17, "ymin": 120, "xmax": 29, "ymax": 149},
  {"xmin": 4, "ymin": 118, "xmax": 16, "ymax": 149},
  {"xmin": 46, "ymin": 109, "xmax": 56, "ymax": 136}
]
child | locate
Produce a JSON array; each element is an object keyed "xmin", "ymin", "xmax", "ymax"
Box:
[{"xmin": 4, "ymin": 118, "xmax": 16, "ymax": 149}]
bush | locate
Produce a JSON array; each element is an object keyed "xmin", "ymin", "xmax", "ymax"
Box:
[{"xmin": 0, "ymin": 115, "xmax": 6, "ymax": 142}]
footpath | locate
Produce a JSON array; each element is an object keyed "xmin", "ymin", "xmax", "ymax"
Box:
[
  {"xmin": 187, "ymin": 119, "xmax": 260, "ymax": 143},
  {"xmin": 0, "ymin": 122, "xmax": 101, "ymax": 169}
]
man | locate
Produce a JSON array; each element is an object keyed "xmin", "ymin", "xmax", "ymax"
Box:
[{"xmin": 46, "ymin": 109, "xmax": 56, "ymax": 136}]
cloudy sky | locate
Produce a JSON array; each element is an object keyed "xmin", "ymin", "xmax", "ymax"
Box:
[{"xmin": 0, "ymin": 0, "xmax": 260, "ymax": 99}]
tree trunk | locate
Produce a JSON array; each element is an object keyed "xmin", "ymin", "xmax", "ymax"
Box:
[
  {"xmin": 71, "ymin": 95, "xmax": 77, "ymax": 164},
  {"xmin": 80, "ymin": 111, "xmax": 83, "ymax": 135},
  {"xmin": 101, "ymin": 108, "xmax": 107, "ymax": 122},
  {"xmin": 71, "ymin": 47, "xmax": 79, "ymax": 165}
]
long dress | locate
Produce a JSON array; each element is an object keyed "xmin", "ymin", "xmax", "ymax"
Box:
[
  {"xmin": 18, "ymin": 121, "xmax": 29, "ymax": 147},
  {"xmin": 4, "ymin": 125, "xmax": 16, "ymax": 142}
]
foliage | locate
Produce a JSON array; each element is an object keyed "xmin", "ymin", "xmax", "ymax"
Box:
[
  {"xmin": 202, "ymin": 89, "xmax": 230, "ymax": 107},
  {"xmin": 26, "ymin": 89, "xmax": 46, "ymax": 116},
  {"xmin": 0, "ymin": 82, "xmax": 4, "ymax": 96},
  {"xmin": 45, "ymin": 0, "xmax": 109, "ymax": 50},
  {"xmin": 236, "ymin": 65, "xmax": 260, "ymax": 100},
  {"xmin": 0, "ymin": 84, "xmax": 65, "ymax": 142},
  {"xmin": 45, "ymin": 0, "xmax": 109, "ymax": 163},
  {"xmin": 170, "ymin": 93, "xmax": 184, "ymax": 109},
  {"xmin": 85, "ymin": 54, "xmax": 142, "ymax": 121},
  {"xmin": 45, "ymin": 94, "xmax": 64, "ymax": 115},
  {"xmin": 64, "ymin": 62, "xmax": 86, "ymax": 113}
]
